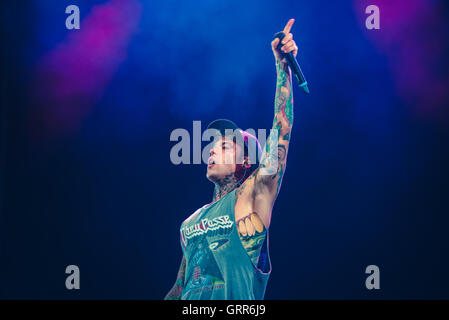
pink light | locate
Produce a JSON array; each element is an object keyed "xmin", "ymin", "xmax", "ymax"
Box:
[
  {"xmin": 32, "ymin": 0, "xmax": 142, "ymax": 139},
  {"xmin": 354, "ymin": 0, "xmax": 449, "ymax": 120}
]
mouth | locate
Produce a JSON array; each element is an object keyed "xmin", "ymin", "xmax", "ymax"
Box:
[{"xmin": 207, "ymin": 158, "xmax": 216, "ymax": 168}]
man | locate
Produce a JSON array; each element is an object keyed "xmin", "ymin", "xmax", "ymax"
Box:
[{"xmin": 165, "ymin": 18, "xmax": 297, "ymax": 300}]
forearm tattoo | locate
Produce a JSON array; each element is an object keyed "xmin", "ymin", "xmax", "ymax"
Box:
[{"xmin": 259, "ymin": 60, "xmax": 293, "ymax": 194}]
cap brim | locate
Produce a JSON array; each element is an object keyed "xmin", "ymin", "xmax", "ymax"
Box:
[
  {"xmin": 206, "ymin": 119, "xmax": 262, "ymax": 163},
  {"xmin": 207, "ymin": 119, "xmax": 239, "ymax": 135}
]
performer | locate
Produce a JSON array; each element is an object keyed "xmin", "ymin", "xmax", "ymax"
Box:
[{"xmin": 165, "ymin": 18, "xmax": 298, "ymax": 300}]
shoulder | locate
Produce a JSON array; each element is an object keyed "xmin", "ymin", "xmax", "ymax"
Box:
[{"xmin": 182, "ymin": 206, "xmax": 205, "ymax": 226}]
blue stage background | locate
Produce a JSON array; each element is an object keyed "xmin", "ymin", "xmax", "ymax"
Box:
[{"xmin": 1, "ymin": 0, "xmax": 448, "ymax": 299}]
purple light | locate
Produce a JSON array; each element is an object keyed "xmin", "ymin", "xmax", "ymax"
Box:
[
  {"xmin": 32, "ymin": 0, "xmax": 142, "ymax": 138},
  {"xmin": 354, "ymin": 0, "xmax": 449, "ymax": 119}
]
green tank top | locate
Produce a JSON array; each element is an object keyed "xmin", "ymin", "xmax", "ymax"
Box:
[{"xmin": 179, "ymin": 189, "xmax": 271, "ymax": 300}]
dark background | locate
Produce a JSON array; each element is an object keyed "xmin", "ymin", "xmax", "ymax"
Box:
[{"xmin": 1, "ymin": 0, "xmax": 448, "ymax": 299}]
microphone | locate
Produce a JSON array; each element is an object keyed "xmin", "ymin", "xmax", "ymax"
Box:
[{"xmin": 273, "ymin": 31, "xmax": 309, "ymax": 94}]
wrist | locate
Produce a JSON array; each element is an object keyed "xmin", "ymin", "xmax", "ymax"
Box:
[{"xmin": 275, "ymin": 59, "xmax": 289, "ymax": 73}]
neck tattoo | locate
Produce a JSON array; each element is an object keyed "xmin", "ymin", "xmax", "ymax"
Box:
[{"xmin": 212, "ymin": 173, "xmax": 240, "ymax": 203}]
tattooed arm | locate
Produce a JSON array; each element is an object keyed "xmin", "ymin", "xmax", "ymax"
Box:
[
  {"xmin": 258, "ymin": 51, "xmax": 294, "ymax": 193},
  {"xmin": 164, "ymin": 256, "xmax": 186, "ymax": 300},
  {"xmin": 236, "ymin": 19, "xmax": 297, "ymax": 230}
]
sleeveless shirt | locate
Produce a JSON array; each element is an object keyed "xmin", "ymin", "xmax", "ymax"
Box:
[{"xmin": 179, "ymin": 189, "xmax": 271, "ymax": 300}]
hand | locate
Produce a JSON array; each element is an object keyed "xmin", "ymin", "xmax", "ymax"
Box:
[{"xmin": 271, "ymin": 19, "xmax": 298, "ymax": 63}]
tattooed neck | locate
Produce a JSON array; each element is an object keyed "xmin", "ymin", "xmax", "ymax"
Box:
[{"xmin": 212, "ymin": 173, "xmax": 240, "ymax": 203}]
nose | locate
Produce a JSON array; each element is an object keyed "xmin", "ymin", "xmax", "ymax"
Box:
[{"xmin": 209, "ymin": 148, "xmax": 216, "ymax": 156}]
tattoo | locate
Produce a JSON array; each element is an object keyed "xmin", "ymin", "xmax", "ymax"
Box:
[
  {"xmin": 257, "ymin": 60, "xmax": 293, "ymax": 194},
  {"xmin": 258, "ymin": 129, "xmax": 280, "ymax": 181},
  {"xmin": 236, "ymin": 212, "xmax": 267, "ymax": 267},
  {"xmin": 235, "ymin": 170, "xmax": 257, "ymax": 202},
  {"xmin": 275, "ymin": 60, "xmax": 294, "ymax": 126},
  {"xmin": 164, "ymin": 256, "xmax": 186, "ymax": 300},
  {"xmin": 212, "ymin": 173, "xmax": 240, "ymax": 202},
  {"xmin": 277, "ymin": 145, "xmax": 286, "ymax": 162}
]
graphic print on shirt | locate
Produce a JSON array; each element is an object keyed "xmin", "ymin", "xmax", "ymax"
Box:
[
  {"xmin": 180, "ymin": 215, "xmax": 233, "ymax": 247},
  {"xmin": 180, "ymin": 214, "xmax": 234, "ymax": 299},
  {"xmin": 182, "ymin": 235, "xmax": 224, "ymax": 299}
]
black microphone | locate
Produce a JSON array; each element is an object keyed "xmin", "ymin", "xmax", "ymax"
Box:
[{"xmin": 273, "ymin": 31, "xmax": 309, "ymax": 94}]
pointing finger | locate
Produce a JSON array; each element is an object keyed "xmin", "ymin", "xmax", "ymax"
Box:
[{"xmin": 283, "ymin": 18, "xmax": 295, "ymax": 34}]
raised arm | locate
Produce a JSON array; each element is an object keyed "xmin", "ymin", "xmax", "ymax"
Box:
[
  {"xmin": 236, "ymin": 19, "xmax": 297, "ymax": 229},
  {"xmin": 258, "ymin": 19, "xmax": 296, "ymax": 189},
  {"xmin": 164, "ymin": 255, "xmax": 186, "ymax": 300}
]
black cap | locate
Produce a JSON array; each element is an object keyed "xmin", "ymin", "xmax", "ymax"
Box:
[
  {"xmin": 207, "ymin": 119, "xmax": 243, "ymax": 140},
  {"xmin": 206, "ymin": 119, "xmax": 262, "ymax": 164}
]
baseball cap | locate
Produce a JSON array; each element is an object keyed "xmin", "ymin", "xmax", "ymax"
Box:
[{"xmin": 206, "ymin": 119, "xmax": 262, "ymax": 165}]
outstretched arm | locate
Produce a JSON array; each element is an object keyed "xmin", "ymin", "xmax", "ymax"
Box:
[
  {"xmin": 258, "ymin": 18, "xmax": 296, "ymax": 189},
  {"xmin": 164, "ymin": 256, "xmax": 186, "ymax": 300},
  {"xmin": 258, "ymin": 24, "xmax": 296, "ymax": 195},
  {"xmin": 237, "ymin": 19, "xmax": 297, "ymax": 229}
]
